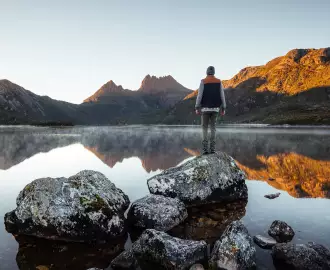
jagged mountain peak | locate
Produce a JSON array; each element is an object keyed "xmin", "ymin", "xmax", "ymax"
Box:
[
  {"xmin": 99, "ymin": 80, "xmax": 124, "ymax": 92},
  {"xmin": 83, "ymin": 80, "xmax": 128, "ymax": 103},
  {"xmin": 139, "ymin": 74, "xmax": 191, "ymax": 93}
]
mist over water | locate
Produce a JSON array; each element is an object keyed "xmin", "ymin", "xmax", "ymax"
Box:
[{"xmin": 1, "ymin": 125, "xmax": 330, "ymax": 269}]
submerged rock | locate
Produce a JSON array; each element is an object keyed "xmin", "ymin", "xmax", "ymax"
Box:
[
  {"xmin": 189, "ymin": 264, "xmax": 205, "ymax": 270},
  {"xmin": 169, "ymin": 200, "xmax": 247, "ymax": 244},
  {"xmin": 253, "ymin": 235, "xmax": 277, "ymax": 249},
  {"xmin": 268, "ymin": 220, "xmax": 295, "ymax": 243},
  {"xmin": 4, "ymin": 170, "xmax": 130, "ymax": 242},
  {"xmin": 110, "ymin": 249, "xmax": 138, "ymax": 270},
  {"xmin": 14, "ymin": 234, "xmax": 124, "ymax": 270},
  {"xmin": 147, "ymin": 152, "xmax": 247, "ymax": 206},
  {"xmin": 132, "ymin": 229, "xmax": 207, "ymax": 270},
  {"xmin": 272, "ymin": 242, "xmax": 330, "ymax": 270},
  {"xmin": 209, "ymin": 221, "xmax": 256, "ymax": 270},
  {"xmin": 127, "ymin": 194, "xmax": 187, "ymax": 232},
  {"xmin": 264, "ymin": 192, "xmax": 281, "ymax": 199}
]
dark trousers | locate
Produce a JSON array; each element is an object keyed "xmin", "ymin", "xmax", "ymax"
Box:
[{"xmin": 201, "ymin": 112, "xmax": 218, "ymax": 153}]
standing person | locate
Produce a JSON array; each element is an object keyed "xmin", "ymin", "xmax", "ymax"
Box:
[{"xmin": 195, "ymin": 66, "xmax": 226, "ymax": 155}]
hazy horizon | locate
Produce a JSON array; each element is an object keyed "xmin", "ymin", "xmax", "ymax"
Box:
[{"xmin": 1, "ymin": 0, "xmax": 330, "ymax": 104}]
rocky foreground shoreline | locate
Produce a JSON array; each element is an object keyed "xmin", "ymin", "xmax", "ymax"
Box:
[{"xmin": 4, "ymin": 152, "xmax": 330, "ymax": 269}]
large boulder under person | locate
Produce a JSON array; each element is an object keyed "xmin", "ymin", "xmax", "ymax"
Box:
[{"xmin": 148, "ymin": 152, "xmax": 247, "ymax": 206}]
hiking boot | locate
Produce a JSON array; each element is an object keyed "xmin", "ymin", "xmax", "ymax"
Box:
[{"xmin": 202, "ymin": 151, "xmax": 209, "ymax": 155}]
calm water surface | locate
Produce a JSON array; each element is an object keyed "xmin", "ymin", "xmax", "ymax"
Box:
[{"xmin": 1, "ymin": 125, "xmax": 330, "ymax": 270}]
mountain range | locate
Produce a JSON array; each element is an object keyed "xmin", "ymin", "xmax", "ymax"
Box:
[{"xmin": 1, "ymin": 47, "xmax": 330, "ymax": 125}]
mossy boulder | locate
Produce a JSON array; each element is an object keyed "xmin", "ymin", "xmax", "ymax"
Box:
[
  {"xmin": 209, "ymin": 221, "xmax": 256, "ymax": 269},
  {"xmin": 4, "ymin": 170, "xmax": 130, "ymax": 242},
  {"xmin": 147, "ymin": 152, "xmax": 248, "ymax": 206},
  {"xmin": 127, "ymin": 194, "xmax": 187, "ymax": 232},
  {"xmin": 132, "ymin": 229, "xmax": 207, "ymax": 270}
]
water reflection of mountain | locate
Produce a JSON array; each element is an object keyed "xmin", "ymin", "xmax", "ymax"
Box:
[
  {"xmin": 81, "ymin": 128, "xmax": 330, "ymax": 169},
  {"xmin": 0, "ymin": 130, "xmax": 79, "ymax": 170},
  {"xmin": 81, "ymin": 128, "xmax": 330, "ymax": 198},
  {"xmin": 237, "ymin": 153, "xmax": 330, "ymax": 198},
  {"xmin": 82, "ymin": 128, "xmax": 195, "ymax": 172},
  {"xmin": 1, "ymin": 127, "xmax": 330, "ymax": 198}
]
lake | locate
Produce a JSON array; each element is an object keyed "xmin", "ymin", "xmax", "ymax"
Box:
[{"xmin": 1, "ymin": 125, "xmax": 330, "ymax": 270}]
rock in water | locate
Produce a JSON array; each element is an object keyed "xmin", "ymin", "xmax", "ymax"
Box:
[
  {"xmin": 4, "ymin": 170, "xmax": 130, "ymax": 242},
  {"xmin": 264, "ymin": 192, "xmax": 281, "ymax": 199},
  {"xmin": 127, "ymin": 194, "xmax": 188, "ymax": 231},
  {"xmin": 209, "ymin": 221, "xmax": 256, "ymax": 270},
  {"xmin": 272, "ymin": 242, "xmax": 330, "ymax": 270},
  {"xmin": 14, "ymin": 234, "xmax": 124, "ymax": 270},
  {"xmin": 268, "ymin": 220, "xmax": 295, "ymax": 243},
  {"xmin": 169, "ymin": 200, "xmax": 247, "ymax": 244},
  {"xmin": 253, "ymin": 235, "xmax": 277, "ymax": 249},
  {"xmin": 132, "ymin": 229, "xmax": 207, "ymax": 270},
  {"xmin": 147, "ymin": 152, "xmax": 247, "ymax": 206},
  {"xmin": 110, "ymin": 249, "xmax": 138, "ymax": 270},
  {"xmin": 189, "ymin": 264, "xmax": 205, "ymax": 270}
]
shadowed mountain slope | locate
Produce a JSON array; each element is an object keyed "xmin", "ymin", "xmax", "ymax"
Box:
[{"xmin": 165, "ymin": 47, "xmax": 330, "ymax": 125}]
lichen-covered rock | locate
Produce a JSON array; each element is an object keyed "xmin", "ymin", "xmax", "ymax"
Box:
[
  {"xmin": 4, "ymin": 170, "xmax": 130, "ymax": 242},
  {"xmin": 127, "ymin": 194, "xmax": 187, "ymax": 232},
  {"xmin": 147, "ymin": 152, "xmax": 247, "ymax": 206},
  {"xmin": 132, "ymin": 229, "xmax": 207, "ymax": 270},
  {"xmin": 209, "ymin": 221, "xmax": 256, "ymax": 270},
  {"xmin": 253, "ymin": 235, "xmax": 277, "ymax": 249},
  {"xmin": 110, "ymin": 249, "xmax": 138, "ymax": 270},
  {"xmin": 268, "ymin": 220, "xmax": 295, "ymax": 243},
  {"xmin": 272, "ymin": 242, "xmax": 330, "ymax": 270}
]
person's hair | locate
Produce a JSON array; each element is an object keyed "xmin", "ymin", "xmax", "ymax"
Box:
[{"xmin": 206, "ymin": 66, "xmax": 215, "ymax": 75}]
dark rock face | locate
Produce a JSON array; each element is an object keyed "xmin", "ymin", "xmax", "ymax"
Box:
[
  {"xmin": 147, "ymin": 152, "xmax": 248, "ymax": 206},
  {"xmin": 320, "ymin": 48, "xmax": 330, "ymax": 63},
  {"xmin": 272, "ymin": 242, "xmax": 330, "ymax": 270},
  {"xmin": 110, "ymin": 249, "xmax": 138, "ymax": 270},
  {"xmin": 189, "ymin": 264, "xmax": 205, "ymax": 270},
  {"xmin": 127, "ymin": 194, "xmax": 188, "ymax": 232},
  {"xmin": 4, "ymin": 170, "xmax": 130, "ymax": 242},
  {"xmin": 268, "ymin": 220, "xmax": 295, "ymax": 243},
  {"xmin": 264, "ymin": 192, "xmax": 281, "ymax": 199},
  {"xmin": 209, "ymin": 221, "xmax": 256, "ymax": 270},
  {"xmin": 286, "ymin": 49, "xmax": 310, "ymax": 62},
  {"xmin": 132, "ymin": 229, "xmax": 207, "ymax": 270},
  {"xmin": 209, "ymin": 221, "xmax": 256, "ymax": 269},
  {"xmin": 253, "ymin": 235, "xmax": 277, "ymax": 249}
]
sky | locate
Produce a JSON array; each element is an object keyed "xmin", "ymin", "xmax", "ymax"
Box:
[{"xmin": 0, "ymin": 0, "xmax": 329, "ymax": 104}]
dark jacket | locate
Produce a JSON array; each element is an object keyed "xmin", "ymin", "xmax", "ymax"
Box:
[{"xmin": 195, "ymin": 75, "xmax": 226, "ymax": 109}]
